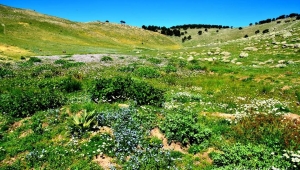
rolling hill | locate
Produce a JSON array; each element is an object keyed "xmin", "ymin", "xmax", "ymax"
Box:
[{"xmin": 0, "ymin": 4, "xmax": 180, "ymax": 60}]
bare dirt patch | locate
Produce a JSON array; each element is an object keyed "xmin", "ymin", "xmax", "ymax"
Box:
[
  {"xmin": 150, "ymin": 127, "xmax": 187, "ymax": 154},
  {"xmin": 37, "ymin": 54, "xmax": 142, "ymax": 65},
  {"xmin": 194, "ymin": 147, "xmax": 215, "ymax": 165},
  {"xmin": 93, "ymin": 154, "xmax": 117, "ymax": 170},
  {"xmin": 19, "ymin": 129, "xmax": 33, "ymax": 138}
]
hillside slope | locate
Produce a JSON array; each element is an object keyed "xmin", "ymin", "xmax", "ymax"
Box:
[
  {"xmin": 168, "ymin": 18, "xmax": 300, "ymax": 47},
  {"xmin": 0, "ymin": 5, "xmax": 180, "ymax": 59}
]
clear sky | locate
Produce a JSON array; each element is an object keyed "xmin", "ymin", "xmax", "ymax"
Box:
[{"xmin": 1, "ymin": 0, "xmax": 299, "ymax": 28}]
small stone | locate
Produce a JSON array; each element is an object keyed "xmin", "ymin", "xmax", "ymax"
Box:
[{"xmin": 239, "ymin": 52, "xmax": 249, "ymax": 58}]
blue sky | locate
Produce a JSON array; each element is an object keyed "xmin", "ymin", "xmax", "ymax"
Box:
[{"xmin": 1, "ymin": 0, "xmax": 299, "ymax": 27}]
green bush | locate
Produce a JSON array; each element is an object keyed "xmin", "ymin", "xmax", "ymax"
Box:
[
  {"xmin": 188, "ymin": 64, "xmax": 207, "ymax": 71},
  {"xmin": 0, "ymin": 88, "xmax": 66, "ymax": 117},
  {"xmin": 61, "ymin": 76, "xmax": 82, "ymax": 93},
  {"xmin": 101, "ymin": 56, "xmax": 113, "ymax": 62},
  {"xmin": 54, "ymin": 59, "xmax": 68, "ymax": 65},
  {"xmin": 91, "ymin": 76, "xmax": 164, "ymax": 106},
  {"xmin": 28, "ymin": 57, "xmax": 42, "ymax": 63},
  {"xmin": 160, "ymin": 109, "xmax": 212, "ymax": 145},
  {"xmin": 164, "ymin": 65, "xmax": 177, "ymax": 73},
  {"xmin": 147, "ymin": 57, "xmax": 162, "ymax": 64},
  {"xmin": 0, "ymin": 67, "xmax": 14, "ymax": 78},
  {"xmin": 134, "ymin": 66, "xmax": 160, "ymax": 78},
  {"xmin": 210, "ymin": 143, "xmax": 291, "ymax": 169}
]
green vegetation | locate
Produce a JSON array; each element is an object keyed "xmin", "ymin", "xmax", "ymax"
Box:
[{"xmin": 0, "ymin": 4, "xmax": 300, "ymax": 170}]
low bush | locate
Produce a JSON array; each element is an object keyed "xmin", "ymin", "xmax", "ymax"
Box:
[
  {"xmin": 28, "ymin": 57, "xmax": 42, "ymax": 63},
  {"xmin": 134, "ymin": 66, "xmax": 160, "ymax": 78},
  {"xmin": 164, "ymin": 64, "xmax": 177, "ymax": 73},
  {"xmin": 160, "ymin": 109, "xmax": 212, "ymax": 145},
  {"xmin": 0, "ymin": 67, "xmax": 14, "ymax": 78},
  {"xmin": 54, "ymin": 59, "xmax": 68, "ymax": 65},
  {"xmin": 100, "ymin": 56, "xmax": 113, "ymax": 62},
  {"xmin": 0, "ymin": 88, "xmax": 66, "ymax": 117},
  {"xmin": 91, "ymin": 76, "xmax": 164, "ymax": 106},
  {"xmin": 147, "ymin": 57, "xmax": 162, "ymax": 64},
  {"xmin": 231, "ymin": 113, "xmax": 300, "ymax": 150},
  {"xmin": 61, "ymin": 76, "xmax": 82, "ymax": 93},
  {"xmin": 210, "ymin": 143, "xmax": 291, "ymax": 169}
]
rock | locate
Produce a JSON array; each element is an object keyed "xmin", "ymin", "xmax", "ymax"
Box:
[
  {"xmin": 266, "ymin": 47, "xmax": 270, "ymax": 50},
  {"xmin": 273, "ymin": 45, "xmax": 279, "ymax": 49},
  {"xmin": 283, "ymin": 31, "xmax": 292, "ymax": 38},
  {"xmin": 236, "ymin": 62, "xmax": 243, "ymax": 65},
  {"xmin": 275, "ymin": 64, "xmax": 287, "ymax": 68},
  {"xmin": 244, "ymin": 47, "xmax": 258, "ymax": 51},
  {"xmin": 187, "ymin": 56, "xmax": 194, "ymax": 61},
  {"xmin": 281, "ymin": 41, "xmax": 287, "ymax": 44},
  {"xmin": 239, "ymin": 52, "xmax": 249, "ymax": 58},
  {"xmin": 294, "ymin": 43, "xmax": 300, "ymax": 48},
  {"xmin": 221, "ymin": 51, "xmax": 231, "ymax": 56},
  {"xmin": 207, "ymin": 52, "xmax": 213, "ymax": 56},
  {"xmin": 265, "ymin": 59, "xmax": 274, "ymax": 64},
  {"xmin": 278, "ymin": 60, "xmax": 286, "ymax": 64},
  {"xmin": 287, "ymin": 60, "xmax": 294, "ymax": 64},
  {"xmin": 282, "ymin": 44, "xmax": 294, "ymax": 48}
]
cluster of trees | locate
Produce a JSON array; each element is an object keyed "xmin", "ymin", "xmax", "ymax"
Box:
[
  {"xmin": 142, "ymin": 23, "xmax": 231, "ymax": 37},
  {"xmin": 141, "ymin": 25, "xmax": 181, "ymax": 37},
  {"xmin": 170, "ymin": 24, "xmax": 230, "ymax": 30},
  {"xmin": 253, "ymin": 13, "xmax": 300, "ymax": 25},
  {"xmin": 182, "ymin": 35, "xmax": 192, "ymax": 43}
]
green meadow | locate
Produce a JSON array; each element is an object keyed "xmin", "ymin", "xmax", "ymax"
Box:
[{"xmin": 1, "ymin": 4, "xmax": 300, "ymax": 169}]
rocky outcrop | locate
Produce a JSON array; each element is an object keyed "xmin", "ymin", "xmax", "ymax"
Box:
[{"xmin": 239, "ymin": 52, "xmax": 249, "ymax": 58}]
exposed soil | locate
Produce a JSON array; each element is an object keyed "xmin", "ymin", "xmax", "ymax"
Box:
[
  {"xmin": 150, "ymin": 127, "xmax": 188, "ymax": 154},
  {"xmin": 19, "ymin": 129, "xmax": 33, "ymax": 138},
  {"xmin": 93, "ymin": 154, "xmax": 116, "ymax": 170},
  {"xmin": 194, "ymin": 147, "xmax": 215, "ymax": 164},
  {"xmin": 37, "ymin": 54, "xmax": 141, "ymax": 65}
]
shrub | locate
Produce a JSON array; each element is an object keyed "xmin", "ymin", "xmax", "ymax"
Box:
[
  {"xmin": 188, "ymin": 64, "xmax": 207, "ymax": 71},
  {"xmin": 0, "ymin": 88, "xmax": 66, "ymax": 117},
  {"xmin": 54, "ymin": 59, "xmax": 68, "ymax": 65},
  {"xmin": 62, "ymin": 62, "xmax": 85, "ymax": 68},
  {"xmin": 134, "ymin": 66, "xmax": 160, "ymax": 78},
  {"xmin": 210, "ymin": 143, "xmax": 291, "ymax": 169},
  {"xmin": 28, "ymin": 57, "xmax": 42, "ymax": 63},
  {"xmin": 100, "ymin": 56, "xmax": 113, "ymax": 62},
  {"xmin": 160, "ymin": 109, "xmax": 212, "ymax": 146},
  {"xmin": 147, "ymin": 57, "xmax": 162, "ymax": 64},
  {"xmin": 91, "ymin": 76, "xmax": 165, "ymax": 106},
  {"xmin": 0, "ymin": 67, "xmax": 14, "ymax": 78},
  {"xmin": 263, "ymin": 29, "xmax": 269, "ymax": 34},
  {"xmin": 164, "ymin": 65, "xmax": 177, "ymax": 73},
  {"xmin": 231, "ymin": 113, "xmax": 300, "ymax": 150},
  {"xmin": 61, "ymin": 76, "xmax": 82, "ymax": 93}
]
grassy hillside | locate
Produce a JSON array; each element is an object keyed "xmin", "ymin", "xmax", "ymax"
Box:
[
  {"xmin": 0, "ymin": 5, "xmax": 180, "ymax": 60},
  {"xmin": 1, "ymin": 4, "xmax": 300, "ymax": 170},
  {"xmin": 169, "ymin": 18, "xmax": 300, "ymax": 47}
]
